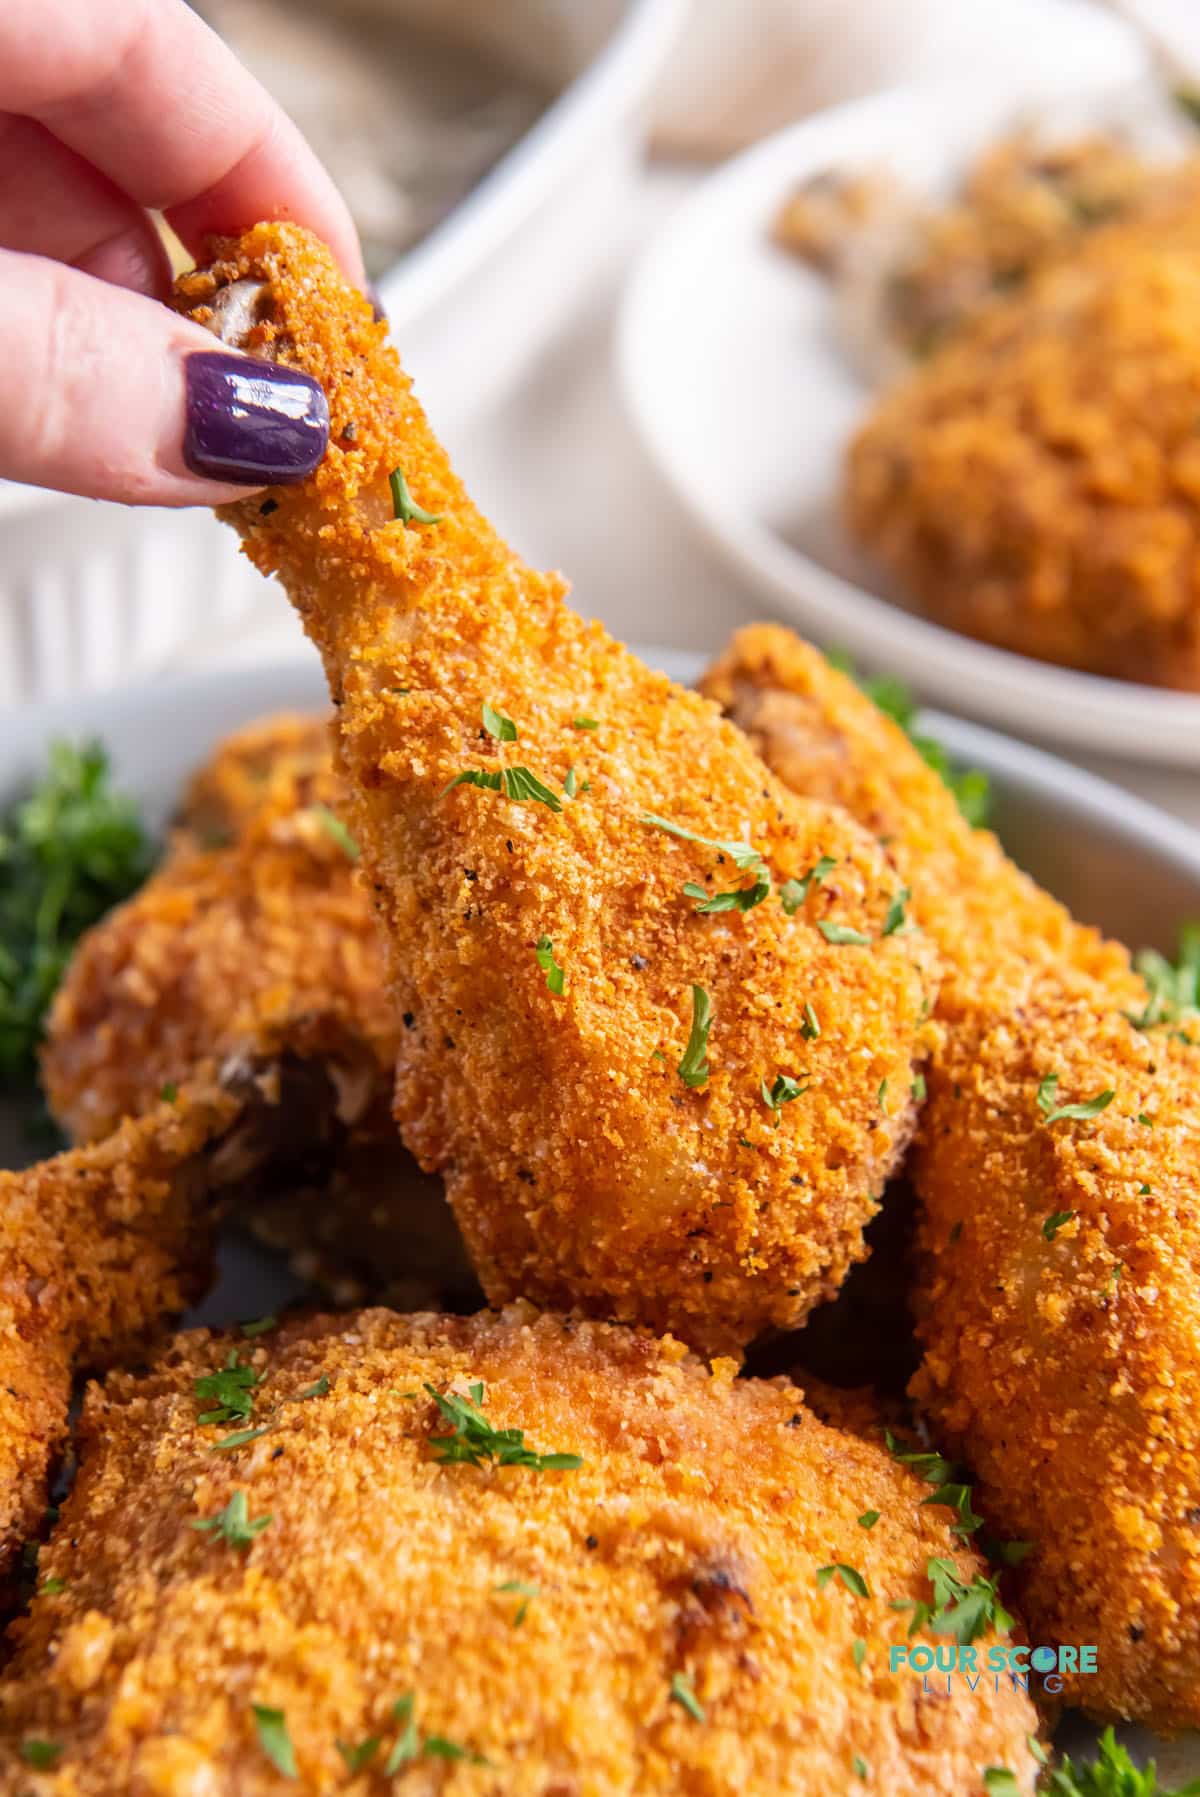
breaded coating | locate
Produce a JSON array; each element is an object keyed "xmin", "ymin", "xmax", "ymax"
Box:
[
  {"xmin": 172, "ymin": 225, "xmax": 938, "ymax": 1358},
  {"xmin": 703, "ymin": 625, "xmax": 1200, "ymax": 1725},
  {"xmin": 176, "ymin": 712, "xmax": 334, "ymax": 848},
  {"xmin": 0, "ymin": 1089, "xmax": 239, "ymax": 1600},
  {"xmin": 0, "ymin": 1307, "xmax": 1039, "ymax": 1794},
  {"xmin": 43, "ymin": 725, "xmax": 396, "ymax": 1150},
  {"xmin": 845, "ymin": 209, "xmax": 1200, "ymax": 689}
]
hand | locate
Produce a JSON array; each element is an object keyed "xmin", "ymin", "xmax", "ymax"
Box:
[{"xmin": 0, "ymin": 0, "xmax": 365, "ymax": 506}]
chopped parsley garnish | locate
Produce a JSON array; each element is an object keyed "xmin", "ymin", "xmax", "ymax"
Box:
[
  {"xmin": 854, "ymin": 1754, "xmax": 870, "ymax": 1781},
  {"xmin": 159, "ymin": 1082, "xmax": 178, "ymax": 1103},
  {"xmin": 818, "ymin": 920, "xmax": 871, "ymax": 946},
  {"xmin": 1043, "ymin": 1211, "xmax": 1074, "ymax": 1242},
  {"xmin": 884, "ymin": 1431, "xmax": 984, "ymax": 1539},
  {"xmin": 252, "ymin": 1705, "xmax": 297, "ymax": 1778},
  {"xmin": 912, "ymin": 1073, "xmax": 927, "ymax": 1102},
  {"xmin": 535, "ymin": 936, "xmax": 565, "ymax": 995},
  {"xmin": 852, "ymin": 1638, "xmax": 867, "ymax": 1670},
  {"xmin": 669, "ymin": 1672, "xmax": 706, "ymax": 1723},
  {"xmin": 761, "ymin": 1072, "xmax": 807, "ymax": 1122},
  {"xmin": 683, "ymin": 877, "xmax": 770, "ymax": 914},
  {"xmin": 639, "ymin": 812, "xmax": 766, "ymax": 877},
  {"xmin": 494, "ymin": 1580, "xmax": 539, "ymax": 1626},
  {"xmin": 983, "ymin": 1773, "xmax": 1019, "ymax": 1795},
  {"xmin": 384, "ymin": 1696, "xmax": 486, "ymax": 1773},
  {"xmin": 0, "ymin": 740, "xmax": 153, "ymax": 1084},
  {"xmin": 194, "ymin": 1352, "xmax": 261, "ymax": 1426},
  {"xmin": 878, "ymin": 1080, "xmax": 888, "ymax": 1111},
  {"xmin": 882, "ymin": 888, "xmax": 910, "ymax": 936},
  {"xmin": 19, "ymin": 1741, "xmax": 62, "ymax": 1769},
  {"xmin": 828, "ymin": 653, "xmax": 990, "ymax": 825},
  {"xmin": 892, "ymin": 1557, "xmax": 1012, "ymax": 1644},
  {"xmin": 801, "ymin": 1001, "xmax": 821, "ymax": 1040},
  {"xmin": 779, "ymin": 855, "xmax": 837, "ymax": 915},
  {"xmin": 39, "ymin": 1577, "xmax": 66, "ymax": 1595},
  {"xmin": 563, "ymin": 767, "xmax": 579, "ymax": 799},
  {"xmin": 1036, "ymin": 1075, "xmax": 1115, "ymax": 1125},
  {"xmin": 389, "ymin": 467, "xmax": 443, "ymax": 527},
  {"xmin": 1127, "ymin": 925, "xmax": 1200, "ymax": 1035},
  {"xmin": 442, "ymin": 766, "xmax": 563, "ymax": 812},
  {"xmin": 816, "ymin": 1563, "xmax": 870, "ymax": 1598},
  {"xmin": 572, "ymin": 716, "xmax": 599, "ymax": 730},
  {"xmin": 310, "ymin": 803, "xmax": 359, "ymax": 860},
  {"xmin": 858, "ymin": 1511, "xmax": 880, "ymax": 1530},
  {"xmin": 1046, "ymin": 1725, "xmax": 1200, "ymax": 1795},
  {"xmin": 296, "ymin": 1376, "xmax": 330, "ymax": 1401},
  {"xmin": 425, "ymin": 1381, "xmax": 582, "ymax": 1471},
  {"xmin": 1139, "ymin": 1113, "xmax": 1154, "ymax": 1129},
  {"xmin": 481, "ymin": 701, "xmax": 518, "ymax": 743},
  {"xmin": 190, "ymin": 1489, "xmax": 272, "ymax": 1550},
  {"xmin": 209, "ymin": 1426, "xmax": 272, "ymax": 1454},
  {"xmin": 337, "ymin": 1736, "xmax": 381, "ymax": 1773},
  {"xmin": 678, "ymin": 985, "xmax": 713, "ymax": 1090},
  {"xmin": 241, "ymin": 1315, "xmax": 276, "ymax": 1339}
]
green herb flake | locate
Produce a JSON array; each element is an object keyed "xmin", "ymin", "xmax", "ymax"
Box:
[
  {"xmin": 801, "ymin": 1001, "xmax": 821, "ymax": 1040},
  {"xmin": 983, "ymin": 1773, "xmax": 1019, "ymax": 1795},
  {"xmin": 858, "ymin": 1511, "xmax": 880, "ymax": 1530},
  {"xmin": 383, "ymin": 1696, "xmax": 420, "ymax": 1773},
  {"xmin": 481, "ymin": 701, "xmax": 518, "ymax": 743},
  {"xmin": 296, "ymin": 1375, "xmax": 330, "ymax": 1401},
  {"xmin": 39, "ymin": 1576, "xmax": 66, "ymax": 1595},
  {"xmin": 761, "ymin": 1072, "xmax": 807, "ymax": 1122},
  {"xmin": 0, "ymin": 741, "xmax": 153, "ymax": 1086},
  {"xmin": 639, "ymin": 812, "xmax": 766, "ymax": 877},
  {"xmin": 208, "ymin": 1426, "xmax": 272, "ymax": 1454},
  {"xmin": 816, "ymin": 1562, "xmax": 870, "ymax": 1598},
  {"xmin": 425, "ymin": 1381, "xmax": 582, "ymax": 1472},
  {"xmin": 828, "ymin": 653, "xmax": 990, "ymax": 825},
  {"xmin": 194, "ymin": 1351, "xmax": 261, "ymax": 1427},
  {"xmin": 572, "ymin": 716, "xmax": 599, "ymax": 730},
  {"xmin": 159, "ymin": 1081, "xmax": 178, "ymax": 1103},
  {"xmin": 1036, "ymin": 1074, "xmax": 1115, "ymax": 1126},
  {"xmin": 389, "ymin": 467, "xmax": 443, "ymax": 527},
  {"xmin": 494, "ymin": 1579, "xmax": 539, "ymax": 1626},
  {"xmin": 1139, "ymin": 1113, "xmax": 1154, "ymax": 1129},
  {"xmin": 1127, "ymin": 924, "xmax": 1199, "ymax": 1036},
  {"xmin": 241, "ymin": 1315, "xmax": 276, "ymax": 1339},
  {"xmin": 818, "ymin": 920, "xmax": 871, "ymax": 947},
  {"xmin": 309, "ymin": 803, "xmax": 359, "ymax": 860},
  {"xmin": 912, "ymin": 1073, "xmax": 927, "ymax": 1102},
  {"xmin": 337, "ymin": 1736, "xmax": 381, "ymax": 1773},
  {"xmin": 852, "ymin": 1638, "xmax": 867, "ymax": 1670},
  {"xmin": 190, "ymin": 1489, "xmax": 272, "ymax": 1550},
  {"xmin": 683, "ymin": 877, "xmax": 771, "ymax": 914},
  {"xmin": 1045, "ymin": 1722, "xmax": 1200, "ymax": 1795},
  {"xmin": 1043, "ymin": 1211, "xmax": 1074, "ymax": 1242},
  {"xmin": 442, "ymin": 766, "xmax": 563, "ymax": 813},
  {"xmin": 252, "ymin": 1704, "xmax": 297, "ymax": 1779},
  {"xmin": 779, "ymin": 855, "xmax": 837, "ymax": 915},
  {"xmin": 19, "ymin": 1741, "xmax": 62, "ymax": 1769},
  {"xmin": 882, "ymin": 888, "xmax": 911, "ymax": 936},
  {"xmin": 669, "ymin": 1672, "xmax": 706, "ymax": 1723},
  {"xmin": 892, "ymin": 1557, "xmax": 1013, "ymax": 1645},
  {"xmin": 678, "ymin": 985, "xmax": 713, "ymax": 1090},
  {"xmin": 535, "ymin": 936, "xmax": 565, "ymax": 996},
  {"xmin": 564, "ymin": 767, "xmax": 579, "ymax": 799},
  {"xmin": 878, "ymin": 1079, "xmax": 888, "ymax": 1112},
  {"xmin": 854, "ymin": 1754, "xmax": 870, "ymax": 1782}
]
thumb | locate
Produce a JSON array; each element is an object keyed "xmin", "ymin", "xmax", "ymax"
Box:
[{"xmin": 0, "ymin": 246, "xmax": 328, "ymax": 506}]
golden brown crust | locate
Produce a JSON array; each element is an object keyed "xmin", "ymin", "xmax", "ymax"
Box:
[
  {"xmin": 173, "ymin": 224, "xmax": 941, "ymax": 1356},
  {"xmin": 703, "ymin": 624, "xmax": 1200, "ymax": 1724},
  {"xmin": 0, "ymin": 1308, "xmax": 1039, "ymax": 1793},
  {"xmin": 176, "ymin": 712, "xmax": 336, "ymax": 848},
  {"xmin": 844, "ymin": 213, "xmax": 1200, "ymax": 690}
]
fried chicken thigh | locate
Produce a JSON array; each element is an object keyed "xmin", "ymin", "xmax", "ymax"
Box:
[
  {"xmin": 0, "ymin": 1307, "xmax": 1040, "ymax": 1794},
  {"xmin": 173, "ymin": 224, "xmax": 938, "ymax": 1357},
  {"xmin": 703, "ymin": 624, "xmax": 1200, "ymax": 1725}
]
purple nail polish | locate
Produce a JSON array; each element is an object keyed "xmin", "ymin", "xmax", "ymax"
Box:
[{"xmin": 184, "ymin": 352, "xmax": 329, "ymax": 486}]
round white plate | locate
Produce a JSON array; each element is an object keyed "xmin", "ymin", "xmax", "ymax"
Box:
[{"xmin": 618, "ymin": 21, "xmax": 1200, "ymax": 769}]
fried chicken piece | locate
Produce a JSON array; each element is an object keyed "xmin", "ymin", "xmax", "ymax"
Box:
[
  {"xmin": 173, "ymin": 225, "xmax": 938, "ymax": 1358},
  {"xmin": 703, "ymin": 624, "xmax": 1200, "ymax": 1725},
  {"xmin": 0, "ymin": 1306, "xmax": 1040, "ymax": 1793},
  {"xmin": 175, "ymin": 712, "xmax": 333, "ymax": 849},
  {"xmin": 0, "ymin": 1086, "xmax": 246, "ymax": 1602}
]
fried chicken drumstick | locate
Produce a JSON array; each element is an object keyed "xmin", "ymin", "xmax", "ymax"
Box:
[
  {"xmin": 175, "ymin": 225, "xmax": 937, "ymax": 1357},
  {"xmin": 0, "ymin": 1307, "xmax": 1040, "ymax": 1794},
  {"xmin": 703, "ymin": 624, "xmax": 1200, "ymax": 1726}
]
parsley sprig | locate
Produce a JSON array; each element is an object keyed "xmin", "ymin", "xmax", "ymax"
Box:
[
  {"xmin": 389, "ymin": 467, "xmax": 443, "ymax": 527},
  {"xmin": 535, "ymin": 936, "xmax": 565, "ymax": 995},
  {"xmin": 761, "ymin": 1073, "xmax": 808, "ymax": 1123},
  {"xmin": 829, "ymin": 653, "xmax": 990, "ymax": 825},
  {"xmin": 891, "ymin": 1557, "xmax": 1013, "ymax": 1645},
  {"xmin": 1046, "ymin": 1726, "xmax": 1200, "ymax": 1795},
  {"xmin": 0, "ymin": 741, "xmax": 153, "ymax": 1084},
  {"xmin": 678, "ymin": 985, "xmax": 713, "ymax": 1090},
  {"xmin": 779, "ymin": 855, "xmax": 837, "ymax": 915},
  {"xmin": 1036, "ymin": 1075, "xmax": 1115, "ymax": 1126},
  {"xmin": 425, "ymin": 1382, "xmax": 582, "ymax": 1472},
  {"xmin": 194, "ymin": 1352, "xmax": 262, "ymax": 1427},
  {"xmin": 252, "ymin": 1705, "xmax": 297, "ymax": 1778},
  {"xmin": 190, "ymin": 1490, "xmax": 272, "ymax": 1550},
  {"xmin": 1127, "ymin": 925, "xmax": 1199, "ymax": 1039}
]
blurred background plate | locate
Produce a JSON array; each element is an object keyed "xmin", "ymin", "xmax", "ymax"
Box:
[{"xmin": 618, "ymin": 16, "xmax": 1200, "ymax": 773}]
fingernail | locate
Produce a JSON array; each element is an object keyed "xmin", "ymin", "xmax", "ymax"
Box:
[
  {"xmin": 183, "ymin": 352, "xmax": 329, "ymax": 485},
  {"xmin": 366, "ymin": 282, "xmax": 387, "ymax": 323}
]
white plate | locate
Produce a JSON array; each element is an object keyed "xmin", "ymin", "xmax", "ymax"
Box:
[
  {"xmin": 3, "ymin": 651, "xmax": 1200, "ymax": 1779},
  {"xmin": 619, "ymin": 21, "xmax": 1200, "ymax": 770}
]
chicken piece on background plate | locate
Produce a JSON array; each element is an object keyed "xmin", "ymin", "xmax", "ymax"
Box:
[
  {"xmin": 173, "ymin": 223, "xmax": 939, "ymax": 1359},
  {"xmin": 0, "ymin": 1307, "xmax": 1041, "ymax": 1794},
  {"xmin": 703, "ymin": 623, "xmax": 1200, "ymax": 1727}
]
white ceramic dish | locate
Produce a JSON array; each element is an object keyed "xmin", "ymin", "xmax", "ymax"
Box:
[
  {"xmin": 0, "ymin": 0, "xmax": 681, "ymax": 710},
  {"xmin": 619, "ymin": 24, "xmax": 1200, "ymax": 771},
  {"xmin": 3, "ymin": 646, "xmax": 1200, "ymax": 1777}
]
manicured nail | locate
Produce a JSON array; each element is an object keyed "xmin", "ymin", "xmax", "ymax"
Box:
[{"xmin": 183, "ymin": 351, "xmax": 329, "ymax": 485}]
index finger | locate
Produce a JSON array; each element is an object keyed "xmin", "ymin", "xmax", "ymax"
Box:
[{"xmin": 0, "ymin": 0, "xmax": 364, "ymax": 285}]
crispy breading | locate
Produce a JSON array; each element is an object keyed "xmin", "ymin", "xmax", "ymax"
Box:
[
  {"xmin": 0, "ymin": 1089, "xmax": 239, "ymax": 1600},
  {"xmin": 176, "ymin": 712, "xmax": 334, "ymax": 848},
  {"xmin": 173, "ymin": 225, "xmax": 940, "ymax": 1357},
  {"xmin": 702, "ymin": 624, "xmax": 1200, "ymax": 1725},
  {"xmin": 0, "ymin": 1307, "xmax": 1040, "ymax": 1794},
  {"xmin": 844, "ymin": 211, "xmax": 1200, "ymax": 689}
]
